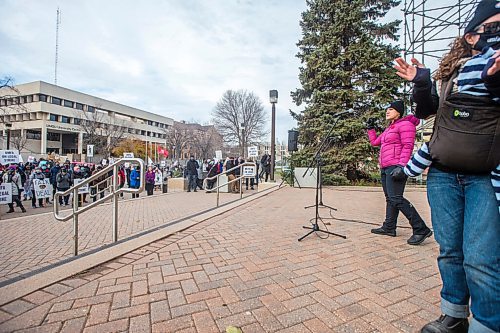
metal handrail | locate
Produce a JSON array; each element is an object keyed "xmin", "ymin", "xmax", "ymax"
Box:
[
  {"xmin": 203, "ymin": 162, "xmax": 256, "ymax": 207},
  {"xmin": 53, "ymin": 158, "xmax": 145, "ymax": 255}
]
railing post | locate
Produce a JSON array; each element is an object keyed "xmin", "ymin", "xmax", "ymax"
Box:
[
  {"xmin": 216, "ymin": 175, "xmax": 220, "ymax": 207},
  {"xmin": 112, "ymin": 164, "xmax": 119, "ymax": 243},
  {"xmin": 72, "ymin": 188, "xmax": 79, "ymax": 256},
  {"xmin": 239, "ymin": 174, "xmax": 243, "ymax": 199}
]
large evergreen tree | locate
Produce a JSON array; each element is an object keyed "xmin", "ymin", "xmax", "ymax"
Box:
[{"xmin": 291, "ymin": 0, "xmax": 402, "ymax": 184}]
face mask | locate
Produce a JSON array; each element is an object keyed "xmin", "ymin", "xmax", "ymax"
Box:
[{"xmin": 474, "ymin": 31, "xmax": 500, "ymax": 51}]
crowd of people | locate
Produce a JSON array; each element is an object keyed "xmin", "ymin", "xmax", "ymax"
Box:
[{"xmin": 0, "ymin": 152, "xmax": 272, "ymax": 214}]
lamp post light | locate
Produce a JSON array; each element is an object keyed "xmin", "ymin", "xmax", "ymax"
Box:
[{"xmin": 269, "ymin": 90, "xmax": 278, "ymax": 182}]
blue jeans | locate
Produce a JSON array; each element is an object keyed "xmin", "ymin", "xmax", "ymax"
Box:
[
  {"xmin": 188, "ymin": 174, "xmax": 197, "ymax": 191},
  {"xmin": 427, "ymin": 167, "xmax": 500, "ymax": 333}
]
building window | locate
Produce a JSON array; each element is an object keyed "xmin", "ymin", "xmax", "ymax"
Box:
[
  {"xmin": 64, "ymin": 100, "xmax": 74, "ymax": 108},
  {"xmin": 49, "ymin": 114, "xmax": 58, "ymax": 122},
  {"xmin": 147, "ymin": 120, "xmax": 153, "ymax": 126},
  {"xmin": 61, "ymin": 116, "xmax": 70, "ymax": 124},
  {"xmin": 47, "ymin": 132, "xmax": 61, "ymax": 141},
  {"xmin": 26, "ymin": 95, "xmax": 33, "ymax": 103},
  {"xmin": 74, "ymin": 118, "xmax": 81, "ymax": 125},
  {"xmin": 38, "ymin": 94, "xmax": 48, "ymax": 102},
  {"xmin": 87, "ymin": 106, "xmax": 95, "ymax": 112},
  {"xmin": 27, "ymin": 129, "xmax": 41, "ymax": 140},
  {"xmin": 128, "ymin": 128, "xmax": 134, "ymax": 134},
  {"xmin": 51, "ymin": 97, "xmax": 62, "ymax": 105},
  {"xmin": 75, "ymin": 103, "xmax": 84, "ymax": 110},
  {"xmin": 141, "ymin": 130, "xmax": 146, "ymax": 136}
]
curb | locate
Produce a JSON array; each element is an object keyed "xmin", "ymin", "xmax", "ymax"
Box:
[{"xmin": 0, "ymin": 185, "xmax": 281, "ymax": 306}]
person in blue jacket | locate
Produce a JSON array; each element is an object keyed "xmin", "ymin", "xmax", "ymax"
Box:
[{"xmin": 129, "ymin": 165, "xmax": 141, "ymax": 198}]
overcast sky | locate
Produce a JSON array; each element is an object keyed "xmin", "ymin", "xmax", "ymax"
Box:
[{"xmin": 0, "ymin": 0, "xmax": 469, "ymax": 144}]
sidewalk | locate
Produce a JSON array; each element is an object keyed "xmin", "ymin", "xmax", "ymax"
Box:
[
  {"xmin": 0, "ymin": 189, "xmax": 256, "ymax": 285},
  {"xmin": 0, "ymin": 186, "xmax": 440, "ymax": 332}
]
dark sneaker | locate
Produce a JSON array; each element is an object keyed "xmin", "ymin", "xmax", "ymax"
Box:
[
  {"xmin": 371, "ymin": 227, "xmax": 396, "ymax": 237},
  {"xmin": 407, "ymin": 229, "xmax": 433, "ymax": 245},
  {"xmin": 421, "ymin": 314, "xmax": 468, "ymax": 333}
]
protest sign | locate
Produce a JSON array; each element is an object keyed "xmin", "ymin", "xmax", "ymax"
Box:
[
  {"xmin": 243, "ymin": 165, "xmax": 256, "ymax": 177},
  {"xmin": 73, "ymin": 178, "xmax": 90, "ymax": 194},
  {"xmin": 123, "ymin": 153, "xmax": 134, "ymax": 158},
  {"xmin": 247, "ymin": 146, "xmax": 258, "ymax": 157},
  {"xmin": 155, "ymin": 173, "xmax": 162, "ymax": 186},
  {"xmin": 0, "ymin": 183, "xmax": 12, "ymax": 204},
  {"xmin": 33, "ymin": 179, "xmax": 53, "ymax": 200},
  {"xmin": 215, "ymin": 150, "xmax": 223, "ymax": 160},
  {"xmin": 0, "ymin": 150, "xmax": 19, "ymax": 165}
]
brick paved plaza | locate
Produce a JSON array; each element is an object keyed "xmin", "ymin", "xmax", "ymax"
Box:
[{"xmin": 0, "ymin": 186, "xmax": 441, "ymax": 333}]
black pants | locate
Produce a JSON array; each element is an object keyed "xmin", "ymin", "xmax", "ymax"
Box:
[
  {"xmin": 245, "ymin": 178, "xmax": 255, "ymax": 189},
  {"xmin": 146, "ymin": 183, "xmax": 154, "ymax": 196},
  {"xmin": 57, "ymin": 187, "xmax": 70, "ymax": 205},
  {"xmin": 8, "ymin": 195, "xmax": 25, "ymax": 211},
  {"xmin": 32, "ymin": 190, "xmax": 44, "ymax": 207},
  {"xmin": 381, "ymin": 166, "xmax": 429, "ymax": 234}
]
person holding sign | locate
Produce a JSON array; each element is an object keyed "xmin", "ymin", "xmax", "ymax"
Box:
[
  {"xmin": 29, "ymin": 167, "xmax": 46, "ymax": 208},
  {"xmin": 3, "ymin": 166, "xmax": 26, "ymax": 213}
]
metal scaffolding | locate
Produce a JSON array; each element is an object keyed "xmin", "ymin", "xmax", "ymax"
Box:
[{"xmin": 403, "ymin": 0, "xmax": 480, "ymax": 65}]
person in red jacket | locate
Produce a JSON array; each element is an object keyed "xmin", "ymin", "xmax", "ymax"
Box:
[{"xmin": 366, "ymin": 101, "xmax": 432, "ymax": 245}]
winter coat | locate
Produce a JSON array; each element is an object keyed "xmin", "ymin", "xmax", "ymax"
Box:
[
  {"xmin": 3, "ymin": 172, "xmax": 22, "ymax": 196},
  {"xmin": 56, "ymin": 172, "xmax": 72, "ymax": 189},
  {"xmin": 50, "ymin": 166, "xmax": 60, "ymax": 184},
  {"xmin": 130, "ymin": 169, "xmax": 141, "ymax": 189},
  {"xmin": 367, "ymin": 115, "xmax": 419, "ymax": 168},
  {"xmin": 145, "ymin": 171, "xmax": 155, "ymax": 184},
  {"xmin": 118, "ymin": 169, "xmax": 126, "ymax": 186},
  {"xmin": 186, "ymin": 159, "xmax": 199, "ymax": 176}
]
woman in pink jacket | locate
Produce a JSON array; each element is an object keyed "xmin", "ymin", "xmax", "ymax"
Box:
[{"xmin": 367, "ymin": 101, "xmax": 432, "ymax": 245}]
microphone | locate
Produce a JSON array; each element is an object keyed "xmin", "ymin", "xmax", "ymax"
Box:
[{"xmin": 332, "ymin": 109, "xmax": 354, "ymax": 117}]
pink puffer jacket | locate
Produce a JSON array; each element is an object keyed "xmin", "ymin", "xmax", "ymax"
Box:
[{"xmin": 367, "ymin": 115, "xmax": 419, "ymax": 168}]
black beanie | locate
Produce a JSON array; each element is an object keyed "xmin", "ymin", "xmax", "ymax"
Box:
[
  {"xmin": 388, "ymin": 100, "xmax": 405, "ymax": 116},
  {"xmin": 464, "ymin": 0, "xmax": 500, "ymax": 34}
]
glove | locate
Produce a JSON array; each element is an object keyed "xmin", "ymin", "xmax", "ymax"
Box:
[
  {"xmin": 366, "ymin": 118, "xmax": 376, "ymax": 130},
  {"xmin": 390, "ymin": 166, "xmax": 407, "ymax": 181}
]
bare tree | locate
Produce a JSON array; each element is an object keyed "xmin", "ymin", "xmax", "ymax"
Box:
[
  {"xmin": 211, "ymin": 90, "xmax": 267, "ymax": 156},
  {"xmin": 76, "ymin": 104, "xmax": 126, "ymax": 157},
  {"xmin": 9, "ymin": 130, "xmax": 29, "ymax": 152},
  {"xmin": 190, "ymin": 125, "xmax": 224, "ymax": 160},
  {"xmin": 163, "ymin": 121, "xmax": 195, "ymax": 159},
  {"xmin": 0, "ymin": 76, "xmax": 28, "ymax": 123}
]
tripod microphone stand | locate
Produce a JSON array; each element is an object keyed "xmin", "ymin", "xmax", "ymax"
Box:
[{"xmin": 298, "ymin": 112, "xmax": 351, "ymax": 242}]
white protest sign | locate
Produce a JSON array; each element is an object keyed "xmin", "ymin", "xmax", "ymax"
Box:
[
  {"xmin": 154, "ymin": 172, "xmax": 162, "ymax": 186},
  {"xmin": 87, "ymin": 145, "xmax": 94, "ymax": 157},
  {"xmin": 123, "ymin": 152, "xmax": 134, "ymax": 158},
  {"xmin": 243, "ymin": 165, "xmax": 256, "ymax": 177},
  {"xmin": 215, "ymin": 150, "xmax": 222, "ymax": 160},
  {"xmin": 160, "ymin": 160, "xmax": 166, "ymax": 167},
  {"xmin": 247, "ymin": 146, "xmax": 258, "ymax": 157},
  {"xmin": 73, "ymin": 178, "xmax": 89, "ymax": 194},
  {"xmin": 124, "ymin": 162, "xmax": 130, "ymax": 169},
  {"xmin": 33, "ymin": 179, "xmax": 53, "ymax": 200},
  {"xmin": 101, "ymin": 159, "xmax": 107, "ymax": 166},
  {"xmin": 0, "ymin": 150, "xmax": 19, "ymax": 165},
  {"xmin": 0, "ymin": 183, "xmax": 12, "ymax": 204},
  {"xmin": 28, "ymin": 156, "xmax": 35, "ymax": 163},
  {"xmin": 18, "ymin": 155, "xmax": 24, "ymax": 163}
]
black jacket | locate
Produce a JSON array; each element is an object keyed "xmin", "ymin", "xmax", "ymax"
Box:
[{"xmin": 186, "ymin": 159, "xmax": 199, "ymax": 176}]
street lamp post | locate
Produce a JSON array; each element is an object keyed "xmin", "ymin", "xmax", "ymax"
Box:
[
  {"xmin": 269, "ymin": 90, "xmax": 278, "ymax": 182},
  {"xmin": 5, "ymin": 123, "xmax": 12, "ymax": 150},
  {"xmin": 240, "ymin": 123, "xmax": 246, "ymax": 158}
]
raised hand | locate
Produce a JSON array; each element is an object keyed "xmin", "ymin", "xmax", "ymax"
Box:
[
  {"xmin": 394, "ymin": 57, "xmax": 425, "ymax": 82},
  {"xmin": 487, "ymin": 51, "xmax": 500, "ymax": 76}
]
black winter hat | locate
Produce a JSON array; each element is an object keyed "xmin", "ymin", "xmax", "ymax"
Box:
[
  {"xmin": 464, "ymin": 0, "xmax": 500, "ymax": 34},
  {"xmin": 387, "ymin": 100, "xmax": 405, "ymax": 116}
]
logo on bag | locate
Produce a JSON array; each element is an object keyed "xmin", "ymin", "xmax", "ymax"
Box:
[{"xmin": 452, "ymin": 109, "xmax": 472, "ymax": 120}]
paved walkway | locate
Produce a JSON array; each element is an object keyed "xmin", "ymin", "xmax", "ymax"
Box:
[
  {"xmin": 0, "ymin": 189, "xmax": 255, "ymax": 285},
  {"xmin": 0, "ymin": 186, "xmax": 441, "ymax": 332}
]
